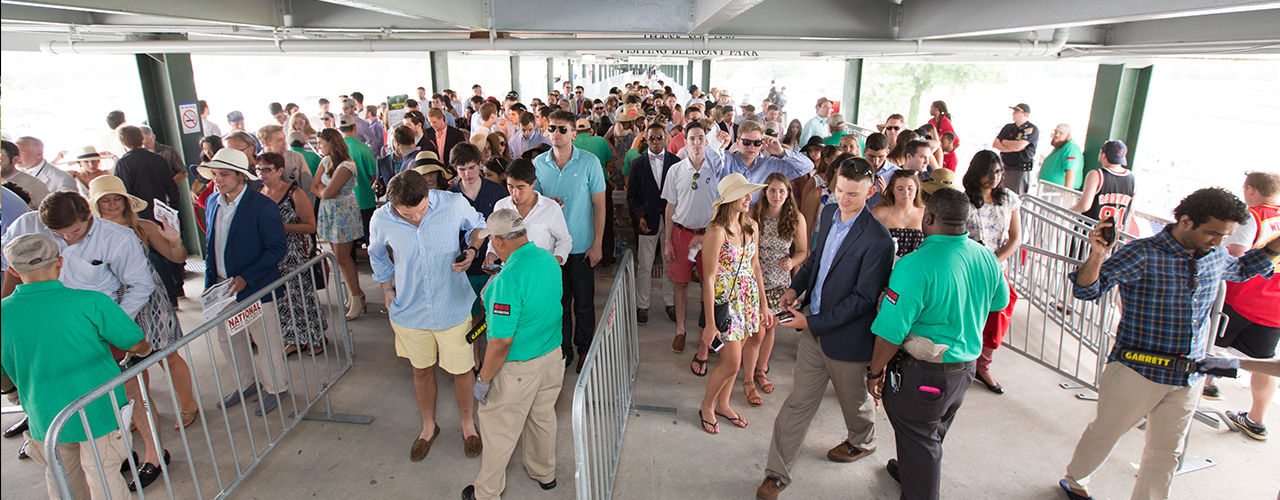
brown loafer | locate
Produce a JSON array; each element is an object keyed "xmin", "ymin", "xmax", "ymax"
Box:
[
  {"xmin": 827, "ymin": 440, "xmax": 873, "ymax": 463},
  {"xmin": 755, "ymin": 475, "xmax": 786, "ymax": 500},
  {"xmin": 410, "ymin": 424, "xmax": 441, "ymax": 462},
  {"xmin": 672, "ymin": 333, "xmax": 686, "ymax": 352},
  {"xmin": 464, "ymin": 434, "xmax": 483, "ymax": 458}
]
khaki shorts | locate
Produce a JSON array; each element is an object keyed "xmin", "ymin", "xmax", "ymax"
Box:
[{"xmin": 391, "ymin": 317, "xmax": 474, "ymax": 374}]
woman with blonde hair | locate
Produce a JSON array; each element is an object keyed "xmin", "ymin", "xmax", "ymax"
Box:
[
  {"xmin": 310, "ymin": 128, "xmax": 366, "ymax": 319},
  {"xmin": 698, "ymin": 174, "xmax": 773, "ymax": 434},
  {"xmin": 288, "ymin": 111, "xmax": 319, "ymax": 151}
]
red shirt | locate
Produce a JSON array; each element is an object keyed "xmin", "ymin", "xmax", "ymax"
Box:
[{"xmin": 1224, "ymin": 204, "xmax": 1280, "ymax": 327}]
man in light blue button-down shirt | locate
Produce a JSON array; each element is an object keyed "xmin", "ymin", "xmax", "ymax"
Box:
[
  {"xmin": 370, "ymin": 169, "xmax": 488, "ymax": 460},
  {"xmin": 718, "ymin": 120, "xmax": 814, "ymax": 204}
]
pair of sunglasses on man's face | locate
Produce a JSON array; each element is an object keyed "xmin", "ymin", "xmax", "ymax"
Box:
[
  {"xmin": 550, "ymin": 125, "xmax": 572, "ymax": 134},
  {"xmin": 740, "ymin": 138, "xmax": 764, "ymax": 147}
]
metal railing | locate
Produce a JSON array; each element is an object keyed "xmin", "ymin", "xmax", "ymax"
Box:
[
  {"xmin": 1036, "ymin": 179, "xmax": 1175, "ymax": 235},
  {"xmin": 45, "ymin": 253, "xmax": 372, "ymax": 499}
]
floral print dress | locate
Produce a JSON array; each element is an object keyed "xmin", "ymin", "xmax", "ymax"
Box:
[
  {"xmin": 316, "ymin": 158, "xmax": 364, "ymax": 244},
  {"xmin": 965, "ymin": 188, "xmax": 1021, "ymax": 261},
  {"xmin": 713, "ymin": 235, "xmax": 760, "ymax": 342}
]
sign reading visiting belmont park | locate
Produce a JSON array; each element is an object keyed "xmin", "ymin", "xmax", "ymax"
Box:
[{"xmin": 617, "ymin": 34, "xmax": 759, "ymax": 57}]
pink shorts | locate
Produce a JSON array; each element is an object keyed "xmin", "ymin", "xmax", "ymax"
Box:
[{"xmin": 668, "ymin": 224, "xmax": 705, "ymax": 284}]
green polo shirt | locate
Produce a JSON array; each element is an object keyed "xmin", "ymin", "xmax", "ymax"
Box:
[
  {"xmin": 573, "ymin": 135, "xmax": 614, "ymax": 175},
  {"xmin": 871, "ymin": 233, "xmax": 1009, "ymax": 363},
  {"xmin": 823, "ymin": 130, "xmax": 848, "ymax": 146},
  {"xmin": 482, "ymin": 242, "xmax": 564, "ymax": 362},
  {"xmin": 291, "ymin": 146, "xmax": 323, "ymax": 177},
  {"xmin": 344, "ymin": 136, "xmax": 378, "ymax": 210},
  {"xmin": 623, "ymin": 147, "xmax": 642, "ymax": 176},
  {"xmin": 1, "ymin": 280, "xmax": 144, "ymax": 443},
  {"xmin": 1038, "ymin": 140, "xmax": 1083, "ymax": 190}
]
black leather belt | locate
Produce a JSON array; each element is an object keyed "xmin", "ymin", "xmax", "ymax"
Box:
[
  {"xmin": 673, "ymin": 222, "xmax": 706, "ymax": 235},
  {"xmin": 901, "ymin": 354, "xmax": 974, "ymax": 373},
  {"xmin": 1011, "ymin": 162, "xmax": 1033, "ymax": 172}
]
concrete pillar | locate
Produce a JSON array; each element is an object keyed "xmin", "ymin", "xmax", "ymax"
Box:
[
  {"xmin": 701, "ymin": 59, "xmax": 711, "ymax": 92},
  {"xmin": 687, "ymin": 60, "xmax": 695, "ymax": 87},
  {"xmin": 430, "ymin": 51, "xmax": 450, "ymax": 93},
  {"xmin": 134, "ymin": 39, "xmax": 203, "ymax": 256},
  {"xmin": 546, "ymin": 57, "xmax": 554, "ymax": 96},
  {"xmin": 510, "ymin": 55, "xmax": 520, "ymax": 95},
  {"xmin": 1082, "ymin": 63, "xmax": 1152, "ymax": 176},
  {"xmin": 841, "ymin": 58, "xmax": 864, "ymax": 125}
]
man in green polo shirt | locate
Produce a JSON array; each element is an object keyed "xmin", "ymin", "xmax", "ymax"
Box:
[
  {"xmin": 866, "ymin": 188, "xmax": 1009, "ymax": 500},
  {"xmin": 1, "ymin": 233, "xmax": 152, "ymax": 500},
  {"xmin": 1038, "ymin": 123, "xmax": 1084, "ymax": 190},
  {"xmin": 340, "ymin": 113, "xmax": 379, "ymax": 254},
  {"xmin": 464, "ymin": 209, "xmax": 565, "ymax": 500}
]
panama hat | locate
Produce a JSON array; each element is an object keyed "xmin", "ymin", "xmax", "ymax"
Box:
[
  {"xmin": 59, "ymin": 145, "xmax": 111, "ymax": 164},
  {"xmin": 712, "ymin": 173, "xmax": 766, "ymax": 208},
  {"xmin": 617, "ymin": 104, "xmax": 642, "ymax": 122},
  {"xmin": 412, "ymin": 151, "xmax": 453, "ymax": 180},
  {"xmin": 87, "ymin": 175, "xmax": 148, "ymax": 214},
  {"xmin": 920, "ymin": 168, "xmax": 957, "ymax": 195},
  {"xmin": 198, "ymin": 148, "xmax": 259, "ymax": 181}
]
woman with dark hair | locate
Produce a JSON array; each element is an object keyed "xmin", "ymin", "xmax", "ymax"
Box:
[
  {"xmin": 928, "ymin": 100, "xmax": 955, "ymax": 139},
  {"xmin": 191, "ymin": 135, "xmax": 226, "ymax": 229},
  {"xmin": 744, "ymin": 172, "xmax": 808, "ymax": 406},
  {"xmin": 311, "ymin": 128, "xmax": 366, "ymax": 320},
  {"xmin": 257, "ymin": 152, "xmax": 326, "ymax": 355},
  {"xmin": 484, "ymin": 132, "xmax": 512, "ymax": 163},
  {"xmin": 885, "ymin": 130, "xmax": 919, "ymax": 168},
  {"xmin": 962, "ymin": 150, "xmax": 1022, "ymax": 395},
  {"xmin": 781, "ymin": 119, "xmax": 804, "ymax": 150},
  {"xmin": 483, "ymin": 156, "xmax": 508, "ymax": 185},
  {"xmin": 873, "ymin": 169, "xmax": 926, "ymax": 257}
]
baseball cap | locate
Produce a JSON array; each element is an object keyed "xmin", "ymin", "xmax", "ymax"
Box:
[
  {"xmin": 3, "ymin": 233, "xmax": 61, "ymax": 273},
  {"xmin": 1055, "ymin": 123, "xmax": 1072, "ymax": 134},
  {"xmin": 1010, "ymin": 103, "xmax": 1031, "ymax": 114},
  {"xmin": 226, "ymin": 111, "xmax": 244, "ymax": 123},
  {"xmin": 339, "ymin": 114, "xmax": 357, "ymax": 128},
  {"xmin": 342, "ymin": 98, "xmax": 358, "ymax": 109},
  {"xmin": 575, "ymin": 118, "xmax": 591, "ymax": 132},
  {"xmin": 287, "ymin": 131, "xmax": 308, "ymax": 147},
  {"xmin": 475, "ymin": 208, "xmax": 526, "ymax": 240},
  {"xmin": 827, "ymin": 113, "xmax": 846, "ymax": 129},
  {"xmin": 1102, "ymin": 140, "xmax": 1128, "ymax": 166}
]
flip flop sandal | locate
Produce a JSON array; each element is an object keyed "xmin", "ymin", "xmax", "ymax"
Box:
[
  {"xmin": 699, "ymin": 410, "xmax": 719, "ymax": 435},
  {"xmin": 715, "ymin": 410, "xmax": 748, "ymax": 428},
  {"xmin": 691, "ymin": 356, "xmax": 708, "ymax": 376}
]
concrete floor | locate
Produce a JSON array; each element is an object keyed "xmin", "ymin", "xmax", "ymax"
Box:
[{"xmin": 3, "ymin": 260, "xmax": 1278, "ymax": 500}]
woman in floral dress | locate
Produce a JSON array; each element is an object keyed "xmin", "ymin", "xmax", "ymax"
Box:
[
  {"xmin": 310, "ymin": 128, "xmax": 366, "ymax": 320},
  {"xmin": 698, "ymin": 174, "xmax": 772, "ymax": 434},
  {"xmin": 962, "ymin": 150, "xmax": 1022, "ymax": 395}
]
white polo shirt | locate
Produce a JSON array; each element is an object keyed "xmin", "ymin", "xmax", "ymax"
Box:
[{"xmin": 660, "ymin": 157, "xmax": 720, "ymax": 229}]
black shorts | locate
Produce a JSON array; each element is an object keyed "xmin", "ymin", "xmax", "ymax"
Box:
[{"xmin": 1215, "ymin": 302, "xmax": 1280, "ymax": 359}]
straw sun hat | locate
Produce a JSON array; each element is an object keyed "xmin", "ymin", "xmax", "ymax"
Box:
[
  {"xmin": 88, "ymin": 175, "xmax": 148, "ymax": 214},
  {"xmin": 712, "ymin": 173, "xmax": 766, "ymax": 208}
]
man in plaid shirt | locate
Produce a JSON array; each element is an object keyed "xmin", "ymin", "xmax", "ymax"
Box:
[{"xmin": 1060, "ymin": 187, "xmax": 1280, "ymax": 500}]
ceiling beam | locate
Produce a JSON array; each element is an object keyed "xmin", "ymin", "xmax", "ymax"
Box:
[
  {"xmin": 311, "ymin": 0, "xmax": 486, "ymax": 30},
  {"xmin": 1105, "ymin": 9, "xmax": 1280, "ymax": 46},
  {"xmin": 2, "ymin": 0, "xmax": 280, "ymax": 28},
  {"xmin": 899, "ymin": 0, "xmax": 1280, "ymax": 39},
  {"xmin": 689, "ymin": 0, "xmax": 769, "ymax": 35}
]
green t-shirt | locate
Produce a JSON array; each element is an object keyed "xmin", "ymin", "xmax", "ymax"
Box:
[
  {"xmin": 291, "ymin": 147, "xmax": 323, "ymax": 177},
  {"xmin": 344, "ymin": 137, "xmax": 378, "ymax": 210},
  {"xmin": 1038, "ymin": 140, "xmax": 1083, "ymax": 190},
  {"xmin": 1, "ymin": 281, "xmax": 145, "ymax": 443},
  {"xmin": 482, "ymin": 242, "xmax": 564, "ymax": 362},
  {"xmin": 824, "ymin": 130, "xmax": 848, "ymax": 146},
  {"xmin": 870, "ymin": 234, "xmax": 1009, "ymax": 363},
  {"xmin": 622, "ymin": 147, "xmax": 642, "ymax": 176},
  {"xmin": 573, "ymin": 135, "xmax": 614, "ymax": 176}
]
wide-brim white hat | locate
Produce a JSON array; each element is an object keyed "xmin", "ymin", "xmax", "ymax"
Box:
[
  {"xmin": 198, "ymin": 148, "xmax": 259, "ymax": 181},
  {"xmin": 712, "ymin": 173, "xmax": 766, "ymax": 208}
]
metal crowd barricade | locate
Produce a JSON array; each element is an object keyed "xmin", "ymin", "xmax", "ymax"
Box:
[
  {"xmin": 572, "ymin": 250, "xmax": 674, "ymax": 500},
  {"xmin": 44, "ymin": 253, "xmax": 372, "ymax": 500}
]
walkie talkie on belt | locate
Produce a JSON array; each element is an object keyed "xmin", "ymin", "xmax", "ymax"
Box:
[{"xmin": 1117, "ymin": 347, "xmax": 1238, "ymax": 378}]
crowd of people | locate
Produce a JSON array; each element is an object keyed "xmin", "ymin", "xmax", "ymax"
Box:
[{"xmin": 1, "ymin": 73, "xmax": 1278, "ymax": 500}]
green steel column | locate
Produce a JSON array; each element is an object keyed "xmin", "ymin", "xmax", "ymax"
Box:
[
  {"xmin": 430, "ymin": 52, "xmax": 450, "ymax": 93},
  {"xmin": 510, "ymin": 55, "xmax": 521, "ymax": 95},
  {"xmin": 701, "ymin": 59, "xmax": 711, "ymax": 92},
  {"xmin": 1083, "ymin": 63, "xmax": 1152, "ymax": 176},
  {"xmin": 135, "ymin": 42, "xmax": 203, "ymax": 256},
  {"xmin": 687, "ymin": 61, "xmax": 695, "ymax": 87},
  {"xmin": 841, "ymin": 58, "xmax": 864, "ymax": 125},
  {"xmin": 547, "ymin": 57, "xmax": 554, "ymax": 95}
]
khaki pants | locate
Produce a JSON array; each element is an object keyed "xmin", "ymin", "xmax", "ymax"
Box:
[
  {"xmin": 766, "ymin": 331, "xmax": 877, "ymax": 484},
  {"xmin": 25, "ymin": 430, "xmax": 131, "ymax": 500},
  {"xmin": 474, "ymin": 349, "xmax": 565, "ymax": 500},
  {"xmin": 1065, "ymin": 362, "xmax": 1201, "ymax": 500},
  {"xmin": 217, "ymin": 300, "xmax": 290, "ymax": 395},
  {"xmin": 635, "ymin": 228, "xmax": 674, "ymax": 310}
]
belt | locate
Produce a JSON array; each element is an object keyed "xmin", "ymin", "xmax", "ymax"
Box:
[
  {"xmin": 673, "ymin": 222, "xmax": 706, "ymax": 235},
  {"xmin": 1011, "ymin": 162, "xmax": 1033, "ymax": 172},
  {"xmin": 900, "ymin": 354, "xmax": 974, "ymax": 373}
]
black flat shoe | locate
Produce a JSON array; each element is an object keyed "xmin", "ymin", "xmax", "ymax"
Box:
[
  {"xmin": 637, "ymin": 308, "xmax": 648, "ymax": 324},
  {"xmin": 886, "ymin": 459, "xmax": 900, "ymax": 483},
  {"xmin": 533, "ymin": 478, "xmax": 556, "ymax": 490},
  {"xmin": 1059, "ymin": 479, "xmax": 1093, "ymax": 500},
  {"xmin": 3, "ymin": 416, "xmax": 29, "ymax": 438},
  {"xmin": 976, "ymin": 373, "xmax": 1004, "ymax": 394},
  {"xmin": 665, "ymin": 305, "xmax": 676, "ymax": 322},
  {"xmin": 128, "ymin": 462, "xmax": 164, "ymax": 491},
  {"xmin": 461, "ymin": 485, "xmax": 477, "ymax": 500}
]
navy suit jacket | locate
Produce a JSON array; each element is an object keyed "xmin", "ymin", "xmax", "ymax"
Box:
[
  {"xmin": 626, "ymin": 151, "xmax": 680, "ymax": 236},
  {"xmin": 204, "ymin": 188, "xmax": 287, "ymax": 302},
  {"xmin": 790, "ymin": 204, "xmax": 895, "ymax": 362},
  {"xmin": 417, "ymin": 126, "xmax": 469, "ymax": 167}
]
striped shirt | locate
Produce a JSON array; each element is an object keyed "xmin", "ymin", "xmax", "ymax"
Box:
[
  {"xmin": 1071, "ymin": 226, "xmax": 1277, "ymax": 386},
  {"xmin": 368, "ymin": 191, "xmax": 486, "ymax": 330}
]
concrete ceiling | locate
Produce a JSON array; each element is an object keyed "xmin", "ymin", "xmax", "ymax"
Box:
[{"xmin": 3, "ymin": 0, "xmax": 1279, "ymax": 58}]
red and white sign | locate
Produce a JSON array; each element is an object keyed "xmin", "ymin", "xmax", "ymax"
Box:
[
  {"xmin": 225, "ymin": 301, "xmax": 264, "ymax": 335},
  {"xmin": 179, "ymin": 102, "xmax": 201, "ymax": 135}
]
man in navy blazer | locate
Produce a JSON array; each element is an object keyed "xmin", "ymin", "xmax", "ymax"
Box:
[
  {"xmin": 756, "ymin": 157, "xmax": 895, "ymax": 500},
  {"xmin": 626, "ymin": 123, "xmax": 679, "ymax": 324},
  {"xmin": 200, "ymin": 148, "xmax": 292, "ymax": 417}
]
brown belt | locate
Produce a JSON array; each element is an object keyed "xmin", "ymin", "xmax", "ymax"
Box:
[{"xmin": 673, "ymin": 223, "xmax": 706, "ymax": 235}]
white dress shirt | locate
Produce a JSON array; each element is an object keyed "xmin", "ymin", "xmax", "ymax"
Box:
[
  {"xmin": 488, "ymin": 193, "xmax": 573, "ymax": 263},
  {"xmin": 214, "ymin": 187, "xmax": 247, "ymax": 280}
]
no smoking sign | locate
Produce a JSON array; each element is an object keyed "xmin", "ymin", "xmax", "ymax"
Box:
[{"xmin": 178, "ymin": 102, "xmax": 201, "ymax": 134}]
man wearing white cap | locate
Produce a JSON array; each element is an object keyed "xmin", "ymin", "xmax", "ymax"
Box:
[
  {"xmin": 1039, "ymin": 124, "xmax": 1083, "ymax": 190},
  {"xmin": 198, "ymin": 148, "xmax": 291, "ymax": 416}
]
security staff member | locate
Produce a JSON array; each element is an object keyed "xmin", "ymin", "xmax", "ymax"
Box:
[
  {"xmin": 465, "ymin": 209, "xmax": 565, "ymax": 500},
  {"xmin": 990, "ymin": 103, "xmax": 1038, "ymax": 195},
  {"xmin": 867, "ymin": 188, "xmax": 1009, "ymax": 500}
]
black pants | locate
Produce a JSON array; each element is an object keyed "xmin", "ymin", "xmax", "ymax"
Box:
[
  {"xmin": 601, "ymin": 185, "xmax": 617, "ymax": 267},
  {"xmin": 1217, "ymin": 302, "xmax": 1280, "ymax": 359},
  {"xmin": 883, "ymin": 359, "xmax": 975, "ymax": 500},
  {"xmin": 350, "ymin": 207, "xmax": 375, "ymax": 261},
  {"xmin": 562, "ymin": 254, "xmax": 596, "ymax": 357},
  {"xmin": 147, "ymin": 247, "xmax": 184, "ymax": 304}
]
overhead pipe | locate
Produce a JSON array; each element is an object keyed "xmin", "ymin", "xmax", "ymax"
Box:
[{"xmin": 42, "ymin": 28, "xmax": 1072, "ymax": 56}]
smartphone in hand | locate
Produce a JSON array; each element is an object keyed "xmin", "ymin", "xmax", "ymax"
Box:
[
  {"xmin": 777, "ymin": 311, "xmax": 795, "ymax": 323},
  {"xmin": 709, "ymin": 335, "xmax": 725, "ymax": 353},
  {"xmin": 1098, "ymin": 216, "xmax": 1116, "ymax": 246}
]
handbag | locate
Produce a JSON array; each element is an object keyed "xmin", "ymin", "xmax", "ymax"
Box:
[
  {"xmin": 309, "ymin": 234, "xmax": 327, "ymax": 290},
  {"xmin": 711, "ymin": 238, "xmax": 748, "ymax": 333}
]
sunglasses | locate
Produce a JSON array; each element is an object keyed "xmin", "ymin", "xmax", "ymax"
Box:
[
  {"xmin": 575, "ymin": 91, "xmax": 583, "ymax": 95},
  {"xmin": 691, "ymin": 171, "xmax": 702, "ymax": 190},
  {"xmin": 498, "ymin": 142, "xmax": 507, "ymax": 147},
  {"xmin": 550, "ymin": 125, "xmax": 572, "ymax": 134},
  {"xmin": 594, "ymin": 107, "xmax": 604, "ymax": 111},
  {"xmin": 838, "ymin": 158, "xmax": 873, "ymax": 177},
  {"xmin": 740, "ymin": 138, "xmax": 763, "ymax": 147},
  {"xmin": 256, "ymin": 166, "xmax": 278, "ymax": 172},
  {"xmin": 885, "ymin": 126, "xmax": 902, "ymax": 131},
  {"xmin": 646, "ymin": 135, "xmax": 665, "ymax": 141},
  {"xmin": 1186, "ymin": 259, "xmax": 1198, "ymax": 290}
]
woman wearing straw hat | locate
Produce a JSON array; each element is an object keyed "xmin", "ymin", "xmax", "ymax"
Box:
[
  {"xmin": 58, "ymin": 145, "xmax": 113, "ymax": 197},
  {"xmin": 411, "ymin": 150, "xmax": 455, "ymax": 191},
  {"xmin": 87, "ymin": 175, "xmax": 192, "ymax": 488},
  {"xmin": 311, "ymin": 128, "xmax": 367, "ymax": 320},
  {"xmin": 698, "ymin": 173, "xmax": 772, "ymax": 434}
]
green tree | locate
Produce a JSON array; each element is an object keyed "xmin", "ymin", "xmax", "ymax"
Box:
[{"xmin": 862, "ymin": 63, "xmax": 1006, "ymax": 127}]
